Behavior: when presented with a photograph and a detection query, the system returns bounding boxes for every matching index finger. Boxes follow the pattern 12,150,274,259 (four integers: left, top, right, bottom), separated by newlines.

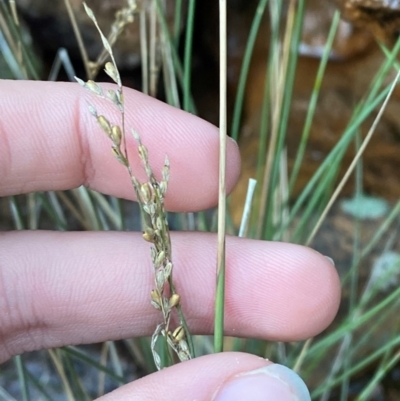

0,80,240,212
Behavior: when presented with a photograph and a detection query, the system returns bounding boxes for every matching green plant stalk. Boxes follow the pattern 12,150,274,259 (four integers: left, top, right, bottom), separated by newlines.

14,355,29,401
263,0,306,240
254,0,282,238
62,349,90,401
357,349,400,401
288,10,340,194
46,192,68,230
307,285,400,360
230,0,269,141
311,331,400,398
303,297,400,384
305,67,400,245
24,370,53,401
291,145,344,243
337,133,363,401
64,347,125,384
287,38,400,234
162,35,181,108
363,36,400,106
349,132,363,315
106,341,123,379
345,302,400,364
154,0,197,113
214,266,226,352
183,0,196,112
214,0,227,354
0,1,39,79
9,196,24,229
288,83,390,230
360,199,400,260
173,0,183,49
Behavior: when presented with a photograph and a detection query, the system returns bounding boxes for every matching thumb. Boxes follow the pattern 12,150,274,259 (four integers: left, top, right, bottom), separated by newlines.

99,352,311,401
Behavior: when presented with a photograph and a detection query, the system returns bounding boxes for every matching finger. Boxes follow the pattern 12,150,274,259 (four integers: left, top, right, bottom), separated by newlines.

0,80,240,212
0,231,340,362
98,353,310,401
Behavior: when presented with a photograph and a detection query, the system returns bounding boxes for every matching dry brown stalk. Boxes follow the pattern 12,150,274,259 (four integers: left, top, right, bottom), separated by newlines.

75,2,193,370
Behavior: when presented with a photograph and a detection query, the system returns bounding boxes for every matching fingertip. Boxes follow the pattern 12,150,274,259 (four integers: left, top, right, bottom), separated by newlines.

224,240,341,341
0,80,241,212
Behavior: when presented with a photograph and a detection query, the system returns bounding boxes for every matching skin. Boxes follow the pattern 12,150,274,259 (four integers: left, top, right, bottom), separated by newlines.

0,80,341,400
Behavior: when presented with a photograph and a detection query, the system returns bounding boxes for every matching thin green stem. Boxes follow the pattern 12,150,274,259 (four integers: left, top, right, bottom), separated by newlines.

231,0,269,141
14,355,29,401
214,0,227,354
183,0,196,112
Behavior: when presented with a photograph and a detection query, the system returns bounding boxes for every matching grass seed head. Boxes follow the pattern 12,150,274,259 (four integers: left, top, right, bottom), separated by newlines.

97,115,112,137
169,294,181,308
111,125,122,146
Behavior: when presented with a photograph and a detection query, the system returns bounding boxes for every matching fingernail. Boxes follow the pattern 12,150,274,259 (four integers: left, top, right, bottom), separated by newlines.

213,364,311,401
325,256,335,266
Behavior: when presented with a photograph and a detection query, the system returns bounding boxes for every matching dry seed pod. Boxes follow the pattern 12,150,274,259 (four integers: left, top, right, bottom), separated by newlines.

97,115,112,137
150,247,157,263
163,298,171,316
116,90,124,106
154,251,165,268
164,262,172,278
138,144,148,162
156,216,163,231
86,80,103,96
75,76,86,87
145,203,156,215
140,182,155,204
143,227,155,243
150,290,162,309
111,147,127,166
104,61,120,84
169,294,180,308
111,125,122,146
172,326,185,343
151,300,161,310
178,350,190,362
159,181,167,196
177,340,191,361
106,89,119,104
156,269,165,289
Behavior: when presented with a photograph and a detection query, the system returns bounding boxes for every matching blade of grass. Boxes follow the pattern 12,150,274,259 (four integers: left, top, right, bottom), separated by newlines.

48,48,77,81
14,355,29,401
231,0,269,141
214,0,227,354
48,349,75,401
63,347,125,385
305,67,400,246
153,0,197,113
62,350,91,401
288,38,400,236
183,0,195,112
64,0,91,79
262,0,306,240
356,349,400,401
311,329,400,398
255,0,284,238
140,8,149,95
9,196,24,229
288,10,340,194
173,0,183,49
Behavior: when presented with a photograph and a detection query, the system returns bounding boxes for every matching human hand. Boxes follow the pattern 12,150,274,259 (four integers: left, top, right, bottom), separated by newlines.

0,80,340,401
